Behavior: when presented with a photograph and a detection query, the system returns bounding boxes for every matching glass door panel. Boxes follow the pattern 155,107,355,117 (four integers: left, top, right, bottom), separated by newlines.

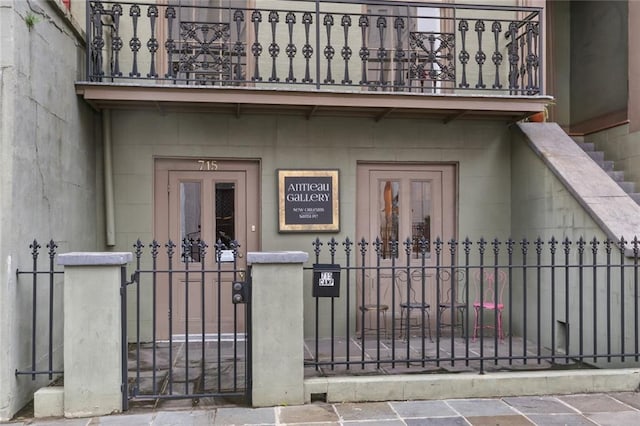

180,181,202,262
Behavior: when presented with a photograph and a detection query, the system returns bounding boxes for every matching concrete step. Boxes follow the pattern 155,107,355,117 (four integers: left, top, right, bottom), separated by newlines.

572,137,639,204
607,170,625,182
618,181,636,193
577,141,596,152
602,160,615,171
586,151,605,163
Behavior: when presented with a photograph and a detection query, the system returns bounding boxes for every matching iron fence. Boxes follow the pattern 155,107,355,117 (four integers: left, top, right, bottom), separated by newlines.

306,236,640,375
86,0,542,95
122,238,250,409
15,240,64,380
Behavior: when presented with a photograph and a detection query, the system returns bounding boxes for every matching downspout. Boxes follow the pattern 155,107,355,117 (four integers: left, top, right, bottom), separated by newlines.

103,110,116,246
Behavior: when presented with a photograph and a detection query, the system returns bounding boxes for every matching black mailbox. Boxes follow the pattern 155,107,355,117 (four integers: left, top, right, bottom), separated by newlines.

312,264,340,298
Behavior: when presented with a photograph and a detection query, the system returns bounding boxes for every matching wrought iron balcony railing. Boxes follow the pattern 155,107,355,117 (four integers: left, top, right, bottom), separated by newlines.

86,0,543,96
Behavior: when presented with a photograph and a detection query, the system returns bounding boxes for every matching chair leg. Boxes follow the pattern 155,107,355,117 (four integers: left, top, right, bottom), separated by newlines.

382,310,388,339
473,307,480,341
437,307,443,338
457,307,466,338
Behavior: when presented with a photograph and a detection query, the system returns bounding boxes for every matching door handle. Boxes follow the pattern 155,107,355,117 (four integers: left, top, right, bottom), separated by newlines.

239,271,245,280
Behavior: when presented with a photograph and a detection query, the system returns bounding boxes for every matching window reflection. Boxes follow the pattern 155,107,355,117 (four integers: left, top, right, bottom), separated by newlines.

411,181,431,257
379,180,399,259
181,181,201,262
215,182,235,248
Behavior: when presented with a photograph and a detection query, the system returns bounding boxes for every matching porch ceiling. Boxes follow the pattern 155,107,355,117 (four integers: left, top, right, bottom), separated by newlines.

75,83,552,123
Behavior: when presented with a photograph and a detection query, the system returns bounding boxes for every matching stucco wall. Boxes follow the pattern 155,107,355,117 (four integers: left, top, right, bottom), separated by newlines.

548,0,571,128
108,111,512,337
510,128,636,367
570,1,628,126
0,0,99,420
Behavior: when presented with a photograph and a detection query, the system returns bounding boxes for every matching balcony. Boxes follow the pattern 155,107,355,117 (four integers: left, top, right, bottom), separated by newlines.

76,1,551,120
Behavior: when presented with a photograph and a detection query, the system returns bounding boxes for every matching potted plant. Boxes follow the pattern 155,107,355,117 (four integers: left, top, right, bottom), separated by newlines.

527,104,551,122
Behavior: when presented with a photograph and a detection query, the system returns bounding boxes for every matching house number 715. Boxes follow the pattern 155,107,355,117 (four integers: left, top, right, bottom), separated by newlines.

197,160,218,171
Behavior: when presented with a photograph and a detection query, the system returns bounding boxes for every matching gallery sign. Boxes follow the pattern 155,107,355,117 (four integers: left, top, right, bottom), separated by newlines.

278,169,339,232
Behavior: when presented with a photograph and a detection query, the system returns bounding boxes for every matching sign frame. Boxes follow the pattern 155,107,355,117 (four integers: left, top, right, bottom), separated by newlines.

278,169,340,233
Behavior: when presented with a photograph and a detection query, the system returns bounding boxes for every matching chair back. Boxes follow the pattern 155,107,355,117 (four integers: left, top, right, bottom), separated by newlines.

395,269,433,307
473,269,506,305
438,269,466,305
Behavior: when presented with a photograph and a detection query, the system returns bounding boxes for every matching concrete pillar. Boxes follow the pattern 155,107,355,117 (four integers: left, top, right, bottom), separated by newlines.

248,251,308,407
57,252,132,418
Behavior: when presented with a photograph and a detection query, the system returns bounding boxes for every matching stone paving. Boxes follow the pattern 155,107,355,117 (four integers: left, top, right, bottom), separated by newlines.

126,332,573,410
8,392,640,425
304,334,574,377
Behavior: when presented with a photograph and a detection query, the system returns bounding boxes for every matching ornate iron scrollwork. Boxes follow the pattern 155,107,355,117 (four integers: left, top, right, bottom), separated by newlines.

146,5,159,78
268,11,280,82
324,14,335,84
302,12,314,83
458,20,469,88
341,15,352,84
129,4,141,77
177,20,232,85
164,6,176,79
394,17,405,88
285,12,297,83
474,20,486,89
409,31,455,90
359,14,370,85
376,16,388,88
111,4,123,77
251,10,263,82
491,21,502,89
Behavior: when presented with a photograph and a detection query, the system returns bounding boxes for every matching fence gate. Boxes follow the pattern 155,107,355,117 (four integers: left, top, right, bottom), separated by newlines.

121,239,251,409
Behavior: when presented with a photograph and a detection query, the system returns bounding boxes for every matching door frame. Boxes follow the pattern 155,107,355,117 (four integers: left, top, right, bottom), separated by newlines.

355,162,458,334
153,157,261,338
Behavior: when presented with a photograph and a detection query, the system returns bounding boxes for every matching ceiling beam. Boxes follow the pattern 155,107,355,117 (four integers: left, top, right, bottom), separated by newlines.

443,110,468,124
375,108,395,122
307,105,319,120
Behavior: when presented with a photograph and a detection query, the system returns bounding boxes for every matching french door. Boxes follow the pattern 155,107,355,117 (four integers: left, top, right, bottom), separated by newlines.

154,159,259,339
356,163,456,333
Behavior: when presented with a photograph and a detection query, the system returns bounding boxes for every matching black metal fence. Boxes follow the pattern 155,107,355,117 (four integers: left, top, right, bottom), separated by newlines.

15,240,64,380
86,0,541,95
306,236,640,375
122,238,250,409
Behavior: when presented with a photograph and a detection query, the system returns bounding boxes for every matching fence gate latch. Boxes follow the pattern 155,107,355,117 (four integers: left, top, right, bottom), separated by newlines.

232,280,249,304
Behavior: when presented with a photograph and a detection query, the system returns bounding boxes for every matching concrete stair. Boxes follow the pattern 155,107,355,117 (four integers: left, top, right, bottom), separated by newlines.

575,140,640,204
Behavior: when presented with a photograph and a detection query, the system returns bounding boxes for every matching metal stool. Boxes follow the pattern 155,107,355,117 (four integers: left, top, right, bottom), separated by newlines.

359,304,389,339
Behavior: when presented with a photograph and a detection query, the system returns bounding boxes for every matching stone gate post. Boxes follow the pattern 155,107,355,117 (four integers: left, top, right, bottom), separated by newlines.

57,252,132,418
248,251,308,407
